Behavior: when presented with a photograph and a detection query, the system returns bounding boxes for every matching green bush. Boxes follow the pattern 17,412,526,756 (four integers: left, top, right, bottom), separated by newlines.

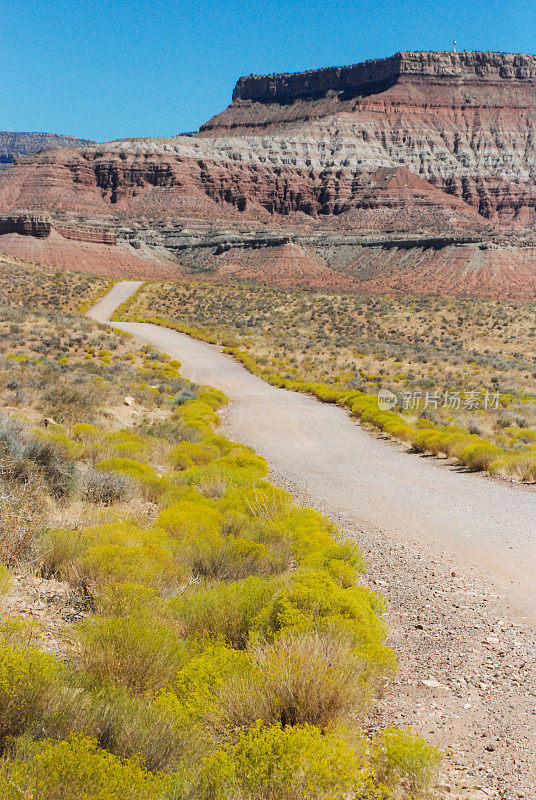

175,400,219,433
488,447,536,481
372,727,441,796
76,615,187,692
176,529,281,581
137,416,198,444
34,429,83,459
169,441,220,470
0,642,63,743
0,735,168,800
218,627,378,732
21,438,78,498
195,722,370,800
253,569,393,675
459,440,503,471
37,527,89,579
156,499,222,538
71,422,101,442
95,458,163,501
0,563,11,594
170,576,275,648
79,542,183,593
104,430,151,460
94,582,160,617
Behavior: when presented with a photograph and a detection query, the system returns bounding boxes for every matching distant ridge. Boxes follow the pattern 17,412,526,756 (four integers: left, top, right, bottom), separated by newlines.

0,131,94,163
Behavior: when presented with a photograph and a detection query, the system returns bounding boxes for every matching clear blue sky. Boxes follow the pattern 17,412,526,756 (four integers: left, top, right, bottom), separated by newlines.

1,0,533,142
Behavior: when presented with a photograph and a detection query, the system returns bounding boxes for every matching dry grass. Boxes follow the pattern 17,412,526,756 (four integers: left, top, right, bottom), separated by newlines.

120,280,536,459
0,254,111,312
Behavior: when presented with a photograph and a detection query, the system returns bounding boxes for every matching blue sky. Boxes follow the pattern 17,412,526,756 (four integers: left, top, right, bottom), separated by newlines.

1,0,533,141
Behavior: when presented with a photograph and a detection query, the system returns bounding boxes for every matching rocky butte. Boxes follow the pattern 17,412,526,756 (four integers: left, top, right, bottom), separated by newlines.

2,51,536,297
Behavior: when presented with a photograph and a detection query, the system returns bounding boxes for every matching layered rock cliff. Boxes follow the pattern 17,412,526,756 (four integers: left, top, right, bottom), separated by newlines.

231,51,536,104
2,51,536,297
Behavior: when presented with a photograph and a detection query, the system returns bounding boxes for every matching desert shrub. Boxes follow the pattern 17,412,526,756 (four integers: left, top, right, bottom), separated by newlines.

198,473,228,499
272,507,363,569
82,470,132,505
21,438,78,498
219,627,376,733
459,440,503,471
253,569,393,674
156,499,222,538
169,576,275,648
0,617,44,650
71,422,101,442
40,675,191,772
95,458,163,501
213,451,268,481
41,380,104,425
169,441,220,470
0,642,63,743
137,416,199,444
175,400,219,433
176,528,281,581
324,557,360,587
411,428,444,455
197,386,228,410
382,420,415,441
195,722,370,800
94,582,161,617
104,430,151,460
0,423,78,498
488,447,536,481
0,563,11,594
0,479,47,566
372,727,441,796
0,413,26,459
37,526,90,579
34,429,83,459
171,388,200,407
76,615,187,692
438,432,475,459
167,459,264,494
155,642,255,739
0,735,168,800
304,382,341,403
222,484,294,520
79,542,183,593
510,427,536,443
95,457,157,482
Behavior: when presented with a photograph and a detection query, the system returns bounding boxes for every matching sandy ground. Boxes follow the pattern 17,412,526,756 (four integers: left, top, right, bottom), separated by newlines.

89,285,536,799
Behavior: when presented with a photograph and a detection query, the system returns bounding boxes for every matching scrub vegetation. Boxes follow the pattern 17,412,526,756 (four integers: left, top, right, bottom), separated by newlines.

0,270,439,798
0,254,113,313
116,280,536,482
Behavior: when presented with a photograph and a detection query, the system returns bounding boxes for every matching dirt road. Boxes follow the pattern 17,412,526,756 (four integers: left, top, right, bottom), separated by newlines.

89,283,536,799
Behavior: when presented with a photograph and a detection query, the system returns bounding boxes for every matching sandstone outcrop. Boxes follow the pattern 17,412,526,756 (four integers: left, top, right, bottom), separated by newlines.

2,51,536,297
230,51,536,104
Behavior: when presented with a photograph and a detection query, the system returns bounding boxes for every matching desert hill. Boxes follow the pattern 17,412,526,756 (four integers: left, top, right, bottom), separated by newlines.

0,131,94,164
2,51,536,296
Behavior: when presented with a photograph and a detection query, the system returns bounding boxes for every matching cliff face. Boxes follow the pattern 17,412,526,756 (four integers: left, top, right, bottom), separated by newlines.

3,51,536,297
200,51,536,225
231,51,536,103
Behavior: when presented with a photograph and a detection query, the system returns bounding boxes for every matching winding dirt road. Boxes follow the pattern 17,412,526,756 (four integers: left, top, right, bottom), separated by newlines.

89,282,536,799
